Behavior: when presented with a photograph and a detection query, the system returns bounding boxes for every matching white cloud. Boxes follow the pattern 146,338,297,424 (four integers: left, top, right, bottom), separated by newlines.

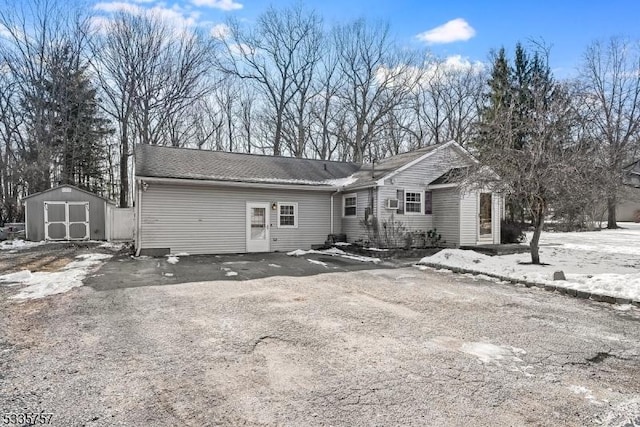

210,23,230,39
94,1,143,15
93,2,200,33
191,0,243,11
416,18,476,45
440,55,485,73
88,15,112,34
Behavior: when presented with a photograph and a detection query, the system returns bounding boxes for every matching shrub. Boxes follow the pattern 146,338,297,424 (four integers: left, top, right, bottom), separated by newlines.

501,220,526,244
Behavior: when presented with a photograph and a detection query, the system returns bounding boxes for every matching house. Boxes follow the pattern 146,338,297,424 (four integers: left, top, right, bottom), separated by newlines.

23,184,114,241
134,141,502,256
618,160,640,222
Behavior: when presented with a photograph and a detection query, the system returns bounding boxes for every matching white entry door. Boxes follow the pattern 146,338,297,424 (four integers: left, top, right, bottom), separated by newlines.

246,202,270,252
44,201,90,240
478,192,492,242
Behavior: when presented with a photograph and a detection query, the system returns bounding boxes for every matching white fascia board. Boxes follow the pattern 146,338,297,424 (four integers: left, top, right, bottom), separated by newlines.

427,183,459,190
136,176,338,192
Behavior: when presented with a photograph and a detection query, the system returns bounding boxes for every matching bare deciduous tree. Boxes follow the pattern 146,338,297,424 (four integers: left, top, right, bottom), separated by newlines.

217,4,323,156
90,12,212,206
334,19,419,163
579,37,640,228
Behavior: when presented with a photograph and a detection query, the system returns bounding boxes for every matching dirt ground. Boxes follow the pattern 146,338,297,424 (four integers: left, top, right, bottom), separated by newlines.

1,250,639,426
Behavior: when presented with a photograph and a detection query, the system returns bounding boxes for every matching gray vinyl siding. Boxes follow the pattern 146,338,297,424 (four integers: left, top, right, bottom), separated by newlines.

432,188,460,246
341,189,372,243
139,183,333,254
459,191,478,245
377,146,469,233
24,186,108,241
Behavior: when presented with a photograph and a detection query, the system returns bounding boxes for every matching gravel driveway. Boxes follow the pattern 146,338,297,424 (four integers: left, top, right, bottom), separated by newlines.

1,265,639,426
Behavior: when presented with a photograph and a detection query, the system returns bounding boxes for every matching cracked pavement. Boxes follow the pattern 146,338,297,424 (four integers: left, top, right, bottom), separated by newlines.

1,266,639,426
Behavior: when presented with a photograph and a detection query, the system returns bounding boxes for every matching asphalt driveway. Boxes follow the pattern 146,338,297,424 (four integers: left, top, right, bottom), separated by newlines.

1,261,639,426
85,251,393,291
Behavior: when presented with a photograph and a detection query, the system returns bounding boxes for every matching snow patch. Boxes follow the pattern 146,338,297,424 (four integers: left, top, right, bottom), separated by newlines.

0,239,45,251
0,253,112,299
166,255,179,264
419,224,640,302
225,271,238,277
568,385,599,403
460,342,525,364
307,259,328,268
98,242,125,251
268,263,281,268
287,247,381,264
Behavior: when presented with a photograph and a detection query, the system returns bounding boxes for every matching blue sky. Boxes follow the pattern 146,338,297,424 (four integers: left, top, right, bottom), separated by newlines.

92,0,640,77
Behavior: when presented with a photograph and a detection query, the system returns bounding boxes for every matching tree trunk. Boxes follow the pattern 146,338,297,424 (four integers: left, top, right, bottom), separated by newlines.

529,220,543,264
606,195,617,229
273,111,283,156
119,132,129,208
529,205,545,265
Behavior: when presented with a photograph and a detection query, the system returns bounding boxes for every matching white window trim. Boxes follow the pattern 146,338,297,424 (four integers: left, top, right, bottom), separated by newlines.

277,202,298,228
404,188,424,215
343,193,357,217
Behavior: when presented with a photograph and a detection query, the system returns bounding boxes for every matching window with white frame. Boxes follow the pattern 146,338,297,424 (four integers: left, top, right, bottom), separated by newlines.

343,194,357,217
278,202,298,228
405,190,423,214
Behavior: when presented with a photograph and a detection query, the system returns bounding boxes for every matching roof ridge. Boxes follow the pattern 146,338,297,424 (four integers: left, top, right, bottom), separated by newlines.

136,144,358,165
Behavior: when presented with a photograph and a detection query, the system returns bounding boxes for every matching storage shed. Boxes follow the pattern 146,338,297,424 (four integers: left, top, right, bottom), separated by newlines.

23,184,114,241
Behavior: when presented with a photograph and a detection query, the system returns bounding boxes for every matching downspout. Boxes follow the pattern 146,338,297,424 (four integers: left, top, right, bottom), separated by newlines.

134,181,142,256
330,190,340,235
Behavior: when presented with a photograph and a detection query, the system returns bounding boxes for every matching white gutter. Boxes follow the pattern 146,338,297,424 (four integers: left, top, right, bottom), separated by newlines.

136,176,338,192
427,183,459,190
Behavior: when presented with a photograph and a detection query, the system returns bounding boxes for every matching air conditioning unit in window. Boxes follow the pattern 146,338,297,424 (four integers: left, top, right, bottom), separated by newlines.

386,198,399,209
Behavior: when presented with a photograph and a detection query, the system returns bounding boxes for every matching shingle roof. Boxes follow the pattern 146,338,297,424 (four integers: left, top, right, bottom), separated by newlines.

23,184,115,203
135,144,361,186
135,142,454,189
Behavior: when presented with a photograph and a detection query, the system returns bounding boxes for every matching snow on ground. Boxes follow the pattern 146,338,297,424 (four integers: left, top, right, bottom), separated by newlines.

419,222,640,302
0,239,45,251
268,264,281,268
307,259,328,268
166,255,179,264
98,242,126,251
287,247,381,264
0,253,113,299
225,271,238,277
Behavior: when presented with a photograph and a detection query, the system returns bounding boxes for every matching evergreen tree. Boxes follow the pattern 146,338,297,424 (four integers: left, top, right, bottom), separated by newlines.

23,43,112,193
472,43,582,264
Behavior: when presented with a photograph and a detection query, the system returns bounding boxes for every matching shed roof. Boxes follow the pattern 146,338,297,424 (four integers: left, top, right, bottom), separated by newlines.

135,144,361,186
23,184,115,203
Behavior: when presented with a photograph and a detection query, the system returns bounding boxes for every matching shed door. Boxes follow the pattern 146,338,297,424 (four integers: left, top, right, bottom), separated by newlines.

44,201,90,241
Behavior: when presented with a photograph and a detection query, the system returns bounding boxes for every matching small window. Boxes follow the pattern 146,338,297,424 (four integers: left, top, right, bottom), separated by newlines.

405,190,423,214
278,202,298,228
343,194,357,217
425,191,432,215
